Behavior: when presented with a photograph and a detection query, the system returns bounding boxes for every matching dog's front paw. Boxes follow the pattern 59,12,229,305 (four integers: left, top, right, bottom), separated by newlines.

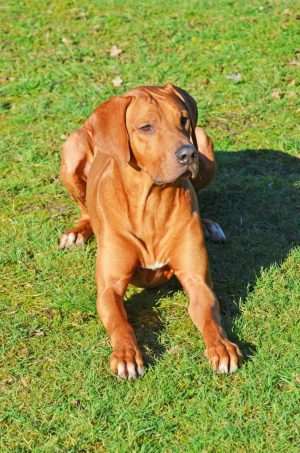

59,220,93,249
110,346,144,380
59,230,84,249
206,338,242,373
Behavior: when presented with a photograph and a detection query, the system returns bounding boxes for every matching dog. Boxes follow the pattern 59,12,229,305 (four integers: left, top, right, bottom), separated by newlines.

60,83,242,378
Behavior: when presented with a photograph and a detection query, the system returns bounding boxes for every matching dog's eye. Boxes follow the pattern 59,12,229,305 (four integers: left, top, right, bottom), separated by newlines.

139,124,153,133
180,116,188,128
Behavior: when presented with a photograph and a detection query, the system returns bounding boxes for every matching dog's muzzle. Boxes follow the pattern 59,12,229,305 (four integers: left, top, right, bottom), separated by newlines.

175,144,199,179
175,144,198,165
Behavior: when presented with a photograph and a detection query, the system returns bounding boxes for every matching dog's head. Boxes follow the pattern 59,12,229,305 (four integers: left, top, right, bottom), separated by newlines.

87,83,199,185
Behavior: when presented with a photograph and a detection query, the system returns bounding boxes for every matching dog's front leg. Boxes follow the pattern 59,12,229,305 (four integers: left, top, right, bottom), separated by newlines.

170,217,242,373
95,242,144,379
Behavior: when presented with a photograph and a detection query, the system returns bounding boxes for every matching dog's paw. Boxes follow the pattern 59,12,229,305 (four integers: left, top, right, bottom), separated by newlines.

202,219,226,243
59,231,85,249
206,338,242,373
110,346,144,380
59,220,93,249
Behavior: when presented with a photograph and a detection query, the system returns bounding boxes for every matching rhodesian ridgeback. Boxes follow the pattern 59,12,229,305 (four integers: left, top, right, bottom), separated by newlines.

60,83,242,378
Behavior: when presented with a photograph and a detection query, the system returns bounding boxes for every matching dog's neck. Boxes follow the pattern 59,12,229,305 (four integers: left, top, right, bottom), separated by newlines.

119,159,182,198
113,159,194,246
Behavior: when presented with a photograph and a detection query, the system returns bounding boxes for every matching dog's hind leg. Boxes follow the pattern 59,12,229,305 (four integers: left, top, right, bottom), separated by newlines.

192,127,226,243
59,128,94,249
192,127,216,193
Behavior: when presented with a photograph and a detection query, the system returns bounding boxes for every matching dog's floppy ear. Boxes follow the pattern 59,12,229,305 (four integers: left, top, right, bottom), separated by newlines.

164,83,199,150
86,96,132,164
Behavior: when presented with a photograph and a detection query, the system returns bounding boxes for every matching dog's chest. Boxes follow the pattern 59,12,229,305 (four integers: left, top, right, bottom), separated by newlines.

142,261,168,270
132,187,194,269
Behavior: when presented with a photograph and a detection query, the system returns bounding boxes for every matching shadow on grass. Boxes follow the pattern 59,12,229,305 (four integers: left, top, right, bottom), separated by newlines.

125,283,180,366
201,149,299,357
126,149,299,363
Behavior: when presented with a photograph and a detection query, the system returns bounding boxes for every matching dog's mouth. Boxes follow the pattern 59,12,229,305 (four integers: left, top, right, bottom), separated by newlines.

153,162,198,186
179,169,192,180
178,162,199,180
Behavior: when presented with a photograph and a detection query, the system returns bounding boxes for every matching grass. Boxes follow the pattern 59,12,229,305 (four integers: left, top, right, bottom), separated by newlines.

0,0,299,450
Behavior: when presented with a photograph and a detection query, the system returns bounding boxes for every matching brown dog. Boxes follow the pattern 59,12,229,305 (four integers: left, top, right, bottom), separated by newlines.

60,83,242,378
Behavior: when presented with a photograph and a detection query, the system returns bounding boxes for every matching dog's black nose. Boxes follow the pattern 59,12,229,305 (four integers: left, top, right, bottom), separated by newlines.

175,145,198,165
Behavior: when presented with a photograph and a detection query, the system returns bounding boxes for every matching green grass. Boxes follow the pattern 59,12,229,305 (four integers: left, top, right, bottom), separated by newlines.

1,0,300,450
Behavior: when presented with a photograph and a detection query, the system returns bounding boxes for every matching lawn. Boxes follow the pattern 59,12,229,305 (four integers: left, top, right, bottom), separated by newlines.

0,0,299,451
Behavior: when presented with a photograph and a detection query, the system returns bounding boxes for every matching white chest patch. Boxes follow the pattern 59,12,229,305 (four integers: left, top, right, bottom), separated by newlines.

144,261,167,270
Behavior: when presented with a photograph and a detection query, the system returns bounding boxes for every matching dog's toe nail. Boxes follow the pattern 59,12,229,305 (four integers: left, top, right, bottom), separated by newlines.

137,366,144,376
65,232,76,248
75,234,85,246
229,362,238,373
219,362,229,373
59,235,68,249
127,363,137,379
117,362,126,378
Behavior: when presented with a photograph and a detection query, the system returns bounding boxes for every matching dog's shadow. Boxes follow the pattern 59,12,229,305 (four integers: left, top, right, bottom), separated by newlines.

125,150,300,364
125,284,179,366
